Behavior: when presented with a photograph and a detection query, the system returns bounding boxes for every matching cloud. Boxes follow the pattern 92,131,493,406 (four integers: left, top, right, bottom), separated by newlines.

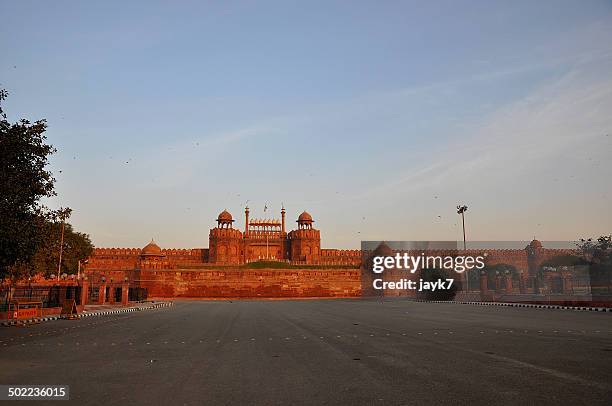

333,50,612,205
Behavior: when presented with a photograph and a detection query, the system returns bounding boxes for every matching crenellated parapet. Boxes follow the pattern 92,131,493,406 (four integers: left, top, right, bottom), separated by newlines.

93,247,141,256
162,248,207,264
288,228,320,240
209,227,243,239
319,249,362,265
320,249,361,256
88,247,140,270
89,242,210,270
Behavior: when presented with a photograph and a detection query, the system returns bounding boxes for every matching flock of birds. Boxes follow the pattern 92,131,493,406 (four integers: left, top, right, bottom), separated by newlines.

48,130,610,238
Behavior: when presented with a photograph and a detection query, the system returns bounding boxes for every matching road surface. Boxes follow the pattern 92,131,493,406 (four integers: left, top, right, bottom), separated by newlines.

1,299,611,405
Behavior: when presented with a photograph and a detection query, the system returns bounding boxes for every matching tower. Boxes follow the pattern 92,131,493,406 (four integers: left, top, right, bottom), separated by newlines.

288,211,321,264
281,206,286,234
209,210,243,264
245,206,250,237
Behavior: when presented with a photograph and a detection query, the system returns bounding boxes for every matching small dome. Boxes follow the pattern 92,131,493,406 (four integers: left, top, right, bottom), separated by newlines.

297,211,313,222
141,239,163,256
217,209,233,222
372,241,393,257
529,239,542,249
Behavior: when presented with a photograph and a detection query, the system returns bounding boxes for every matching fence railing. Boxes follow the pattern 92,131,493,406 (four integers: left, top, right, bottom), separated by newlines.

0,286,81,312
1,285,148,311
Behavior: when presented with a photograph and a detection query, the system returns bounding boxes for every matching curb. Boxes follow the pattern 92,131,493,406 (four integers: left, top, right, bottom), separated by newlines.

412,299,612,313
1,301,173,327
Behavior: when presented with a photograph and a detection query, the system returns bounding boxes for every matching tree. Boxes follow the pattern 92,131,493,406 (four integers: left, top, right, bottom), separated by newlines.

540,254,587,268
577,236,612,293
482,263,518,290
0,89,61,280
30,220,94,276
578,236,612,265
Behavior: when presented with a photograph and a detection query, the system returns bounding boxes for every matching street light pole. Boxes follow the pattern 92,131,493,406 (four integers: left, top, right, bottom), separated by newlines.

56,208,72,282
457,205,468,250
457,205,469,291
78,259,88,280
57,219,65,282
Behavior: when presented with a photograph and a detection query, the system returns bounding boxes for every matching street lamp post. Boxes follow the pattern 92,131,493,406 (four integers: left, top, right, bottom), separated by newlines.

77,259,88,280
457,205,469,292
456,205,468,250
57,221,65,282
56,208,72,282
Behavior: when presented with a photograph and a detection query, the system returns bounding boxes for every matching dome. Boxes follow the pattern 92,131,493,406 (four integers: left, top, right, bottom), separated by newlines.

141,239,163,256
529,239,542,249
372,241,393,257
297,211,313,223
217,209,234,222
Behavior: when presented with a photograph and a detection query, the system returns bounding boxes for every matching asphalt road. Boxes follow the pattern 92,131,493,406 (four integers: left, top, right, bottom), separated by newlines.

1,299,611,406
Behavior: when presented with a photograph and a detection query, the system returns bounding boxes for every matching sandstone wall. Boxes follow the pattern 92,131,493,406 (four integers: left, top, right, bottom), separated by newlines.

85,267,361,298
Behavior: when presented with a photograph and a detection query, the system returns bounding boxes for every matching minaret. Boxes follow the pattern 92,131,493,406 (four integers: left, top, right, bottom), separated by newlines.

281,206,286,234
245,206,250,237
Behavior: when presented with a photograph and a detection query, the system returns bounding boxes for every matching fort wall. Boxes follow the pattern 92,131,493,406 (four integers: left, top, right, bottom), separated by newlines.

88,246,576,273
85,267,361,298
84,208,583,299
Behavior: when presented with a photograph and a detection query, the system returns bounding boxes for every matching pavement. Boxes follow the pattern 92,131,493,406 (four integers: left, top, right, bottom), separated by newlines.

0,298,611,406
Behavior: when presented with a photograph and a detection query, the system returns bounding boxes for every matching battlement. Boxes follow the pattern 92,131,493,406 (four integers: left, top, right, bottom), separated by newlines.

93,247,141,257
209,227,243,239
321,249,361,257
288,229,321,240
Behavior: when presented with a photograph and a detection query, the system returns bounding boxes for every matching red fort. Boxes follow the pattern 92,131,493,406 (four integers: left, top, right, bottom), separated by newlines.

84,208,587,301
85,208,362,298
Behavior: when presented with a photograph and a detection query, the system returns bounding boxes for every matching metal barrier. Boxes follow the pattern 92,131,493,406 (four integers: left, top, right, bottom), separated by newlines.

0,286,81,312
8,300,43,320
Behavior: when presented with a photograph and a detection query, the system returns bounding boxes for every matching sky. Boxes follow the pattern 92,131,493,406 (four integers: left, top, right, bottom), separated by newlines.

1,0,611,249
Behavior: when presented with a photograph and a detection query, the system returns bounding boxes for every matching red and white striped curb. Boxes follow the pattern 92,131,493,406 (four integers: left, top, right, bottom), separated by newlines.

412,299,611,312
1,302,173,327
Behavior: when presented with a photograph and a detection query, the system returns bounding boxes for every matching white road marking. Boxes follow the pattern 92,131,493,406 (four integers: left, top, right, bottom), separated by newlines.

482,351,611,391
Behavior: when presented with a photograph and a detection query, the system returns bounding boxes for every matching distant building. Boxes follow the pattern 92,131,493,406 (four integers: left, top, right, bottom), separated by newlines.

209,207,321,264
87,208,361,271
